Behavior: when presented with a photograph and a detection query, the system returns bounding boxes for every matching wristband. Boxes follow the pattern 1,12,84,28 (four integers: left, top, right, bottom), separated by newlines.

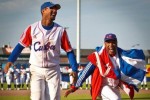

71,85,78,92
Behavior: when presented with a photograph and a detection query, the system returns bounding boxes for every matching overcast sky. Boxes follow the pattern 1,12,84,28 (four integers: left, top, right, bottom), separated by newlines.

0,0,150,50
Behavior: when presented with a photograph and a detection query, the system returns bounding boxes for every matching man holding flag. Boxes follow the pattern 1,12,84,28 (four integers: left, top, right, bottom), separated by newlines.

65,33,146,100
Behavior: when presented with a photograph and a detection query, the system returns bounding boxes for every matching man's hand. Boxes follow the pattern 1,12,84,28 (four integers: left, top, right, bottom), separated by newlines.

64,88,74,97
4,62,13,73
69,71,78,84
64,85,78,97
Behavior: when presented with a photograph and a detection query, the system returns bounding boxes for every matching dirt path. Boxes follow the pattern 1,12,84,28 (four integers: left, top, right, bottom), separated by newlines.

0,89,149,96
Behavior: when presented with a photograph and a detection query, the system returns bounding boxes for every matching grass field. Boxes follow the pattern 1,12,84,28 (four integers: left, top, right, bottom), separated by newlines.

0,90,150,100
0,82,150,100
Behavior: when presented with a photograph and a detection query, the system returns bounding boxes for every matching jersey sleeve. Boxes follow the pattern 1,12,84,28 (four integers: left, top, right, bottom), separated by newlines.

75,62,95,88
8,43,24,63
67,50,78,72
61,30,72,52
19,26,32,47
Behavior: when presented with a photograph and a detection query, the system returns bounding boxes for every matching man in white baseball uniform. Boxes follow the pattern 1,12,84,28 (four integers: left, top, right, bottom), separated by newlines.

20,65,26,89
85,75,91,90
4,1,78,100
13,65,20,90
0,67,4,90
60,66,70,89
6,67,14,90
140,68,149,90
68,68,73,87
25,66,30,90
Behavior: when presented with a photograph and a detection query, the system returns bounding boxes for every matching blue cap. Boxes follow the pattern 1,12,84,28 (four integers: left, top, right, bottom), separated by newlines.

41,2,61,12
104,33,117,42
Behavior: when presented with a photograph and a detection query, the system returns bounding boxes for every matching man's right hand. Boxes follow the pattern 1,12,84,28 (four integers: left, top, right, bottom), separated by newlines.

4,62,13,73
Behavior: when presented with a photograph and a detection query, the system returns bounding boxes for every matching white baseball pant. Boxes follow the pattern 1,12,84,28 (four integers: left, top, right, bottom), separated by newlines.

6,75,12,85
30,65,60,100
0,75,3,84
99,85,121,100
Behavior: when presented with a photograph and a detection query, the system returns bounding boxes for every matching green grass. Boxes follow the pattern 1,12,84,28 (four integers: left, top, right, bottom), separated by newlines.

0,82,150,100
0,82,29,90
0,94,150,100
61,93,150,100
0,96,30,100
121,93,150,100
0,91,150,100
61,95,92,100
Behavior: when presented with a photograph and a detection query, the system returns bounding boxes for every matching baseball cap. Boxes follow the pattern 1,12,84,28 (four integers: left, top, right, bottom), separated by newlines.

41,2,61,12
104,33,117,42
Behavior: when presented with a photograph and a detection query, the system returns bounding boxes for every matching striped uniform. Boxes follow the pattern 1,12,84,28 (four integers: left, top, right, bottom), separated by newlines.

19,21,73,100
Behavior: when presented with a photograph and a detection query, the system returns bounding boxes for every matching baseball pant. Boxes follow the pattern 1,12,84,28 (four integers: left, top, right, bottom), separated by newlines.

30,65,60,100
6,75,12,85
14,78,20,85
141,76,147,85
0,75,4,84
99,85,121,100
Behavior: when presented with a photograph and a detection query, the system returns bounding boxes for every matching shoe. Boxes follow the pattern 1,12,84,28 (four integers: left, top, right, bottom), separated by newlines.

1,88,3,90
80,87,82,90
17,88,20,90
141,87,143,89
86,87,88,90
145,88,148,90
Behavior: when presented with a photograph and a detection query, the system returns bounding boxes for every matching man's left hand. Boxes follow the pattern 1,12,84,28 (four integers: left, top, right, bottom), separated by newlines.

70,71,78,84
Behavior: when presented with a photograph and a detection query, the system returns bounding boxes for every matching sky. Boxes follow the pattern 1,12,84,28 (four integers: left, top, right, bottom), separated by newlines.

0,0,150,50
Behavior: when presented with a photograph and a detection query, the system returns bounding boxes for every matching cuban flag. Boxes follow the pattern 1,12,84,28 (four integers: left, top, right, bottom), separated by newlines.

117,47,146,88
94,45,146,99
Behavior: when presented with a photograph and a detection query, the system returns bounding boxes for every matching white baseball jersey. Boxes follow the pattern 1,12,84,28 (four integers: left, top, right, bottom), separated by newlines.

19,21,72,68
26,67,30,78
6,67,14,84
14,68,20,79
6,67,14,77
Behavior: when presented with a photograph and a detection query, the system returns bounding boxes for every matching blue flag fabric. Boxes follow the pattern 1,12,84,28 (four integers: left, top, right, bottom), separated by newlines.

117,48,146,90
